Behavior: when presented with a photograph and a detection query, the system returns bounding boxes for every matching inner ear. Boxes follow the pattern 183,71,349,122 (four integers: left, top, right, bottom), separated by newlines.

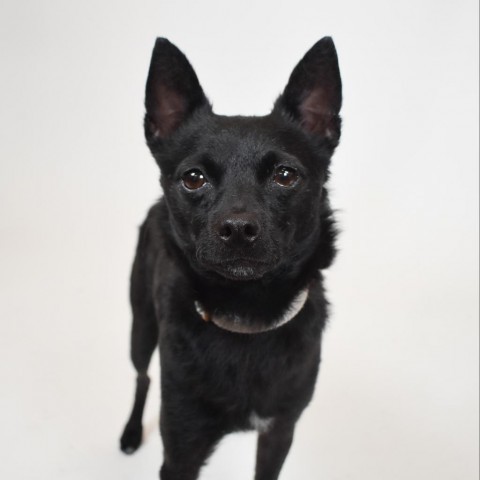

299,87,339,138
147,85,187,139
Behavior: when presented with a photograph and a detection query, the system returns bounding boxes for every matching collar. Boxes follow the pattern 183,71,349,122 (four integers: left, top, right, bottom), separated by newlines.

194,287,309,334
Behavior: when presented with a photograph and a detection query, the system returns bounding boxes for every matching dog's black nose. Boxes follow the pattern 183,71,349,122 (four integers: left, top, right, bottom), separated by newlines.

217,214,260,244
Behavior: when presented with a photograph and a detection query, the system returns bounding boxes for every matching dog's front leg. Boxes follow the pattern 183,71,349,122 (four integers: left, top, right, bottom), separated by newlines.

159,401,224,480
254,418,296,480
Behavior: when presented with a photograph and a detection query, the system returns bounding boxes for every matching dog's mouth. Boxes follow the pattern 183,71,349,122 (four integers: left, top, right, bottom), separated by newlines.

202,258,272,281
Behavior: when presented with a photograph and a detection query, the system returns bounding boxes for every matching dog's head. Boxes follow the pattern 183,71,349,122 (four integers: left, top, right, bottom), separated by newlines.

144,38,341,284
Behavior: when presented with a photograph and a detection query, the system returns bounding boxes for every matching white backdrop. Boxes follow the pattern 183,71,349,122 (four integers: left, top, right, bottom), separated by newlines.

0,1,478,479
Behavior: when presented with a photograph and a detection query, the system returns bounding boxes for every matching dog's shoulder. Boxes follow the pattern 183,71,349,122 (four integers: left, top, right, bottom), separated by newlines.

131,200,172,298
135,200,167,258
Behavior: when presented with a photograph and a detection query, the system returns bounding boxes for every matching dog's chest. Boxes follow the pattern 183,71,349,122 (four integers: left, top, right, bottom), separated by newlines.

249,412,274,433
164,317,319,417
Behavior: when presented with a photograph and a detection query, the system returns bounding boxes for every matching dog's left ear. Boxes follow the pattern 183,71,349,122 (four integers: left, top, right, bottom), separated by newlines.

274,37,342,145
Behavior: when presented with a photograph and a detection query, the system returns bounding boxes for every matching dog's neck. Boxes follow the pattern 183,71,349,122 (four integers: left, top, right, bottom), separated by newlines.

194,287,309,334
162,217,326,335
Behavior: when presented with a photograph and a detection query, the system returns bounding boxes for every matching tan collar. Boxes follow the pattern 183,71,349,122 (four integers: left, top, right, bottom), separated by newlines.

194,287,309,334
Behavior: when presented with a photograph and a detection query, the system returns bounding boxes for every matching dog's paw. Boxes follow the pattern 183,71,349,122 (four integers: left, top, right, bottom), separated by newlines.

120,422,143,454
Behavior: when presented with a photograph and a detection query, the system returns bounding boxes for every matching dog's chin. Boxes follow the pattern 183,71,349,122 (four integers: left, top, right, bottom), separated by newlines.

201,258,271,282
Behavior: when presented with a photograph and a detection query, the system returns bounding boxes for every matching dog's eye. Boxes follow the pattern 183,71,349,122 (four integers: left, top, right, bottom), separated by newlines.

273,166,299,187
182,169,207,190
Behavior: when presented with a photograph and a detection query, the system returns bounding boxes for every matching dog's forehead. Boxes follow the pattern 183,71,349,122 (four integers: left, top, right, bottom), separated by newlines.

193,114,305,169
201,116,277,160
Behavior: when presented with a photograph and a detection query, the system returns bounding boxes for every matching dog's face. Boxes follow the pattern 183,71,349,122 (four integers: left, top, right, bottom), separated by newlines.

144,38,341,283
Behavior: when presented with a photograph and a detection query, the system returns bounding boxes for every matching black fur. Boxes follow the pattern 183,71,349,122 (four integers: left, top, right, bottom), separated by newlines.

120,37,342,480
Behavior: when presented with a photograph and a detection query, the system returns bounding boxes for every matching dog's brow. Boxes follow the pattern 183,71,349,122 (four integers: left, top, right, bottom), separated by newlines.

201,154,227,180
260,150,300,168
180,153,225,178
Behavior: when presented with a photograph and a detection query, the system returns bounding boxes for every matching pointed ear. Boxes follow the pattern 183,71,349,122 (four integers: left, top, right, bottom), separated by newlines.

144,38,210,141
275,37,342,144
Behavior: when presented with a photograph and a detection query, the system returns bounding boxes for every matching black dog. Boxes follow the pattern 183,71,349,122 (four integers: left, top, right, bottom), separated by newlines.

120,37,342,480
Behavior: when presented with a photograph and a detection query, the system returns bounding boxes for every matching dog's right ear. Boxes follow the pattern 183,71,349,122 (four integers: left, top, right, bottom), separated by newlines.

144,38,210,142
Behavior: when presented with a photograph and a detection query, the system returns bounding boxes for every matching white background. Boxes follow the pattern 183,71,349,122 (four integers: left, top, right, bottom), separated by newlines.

0,1,478,479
